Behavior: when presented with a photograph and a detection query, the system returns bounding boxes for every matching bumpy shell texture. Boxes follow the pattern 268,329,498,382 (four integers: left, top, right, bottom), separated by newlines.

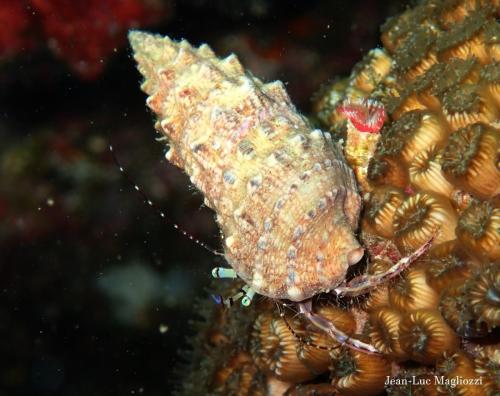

129,31,363,301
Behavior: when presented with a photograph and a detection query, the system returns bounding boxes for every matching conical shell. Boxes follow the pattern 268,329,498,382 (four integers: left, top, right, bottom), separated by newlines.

129,31,363,301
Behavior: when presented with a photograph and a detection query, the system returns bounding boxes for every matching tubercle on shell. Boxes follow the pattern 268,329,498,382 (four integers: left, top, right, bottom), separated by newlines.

129,31,364,302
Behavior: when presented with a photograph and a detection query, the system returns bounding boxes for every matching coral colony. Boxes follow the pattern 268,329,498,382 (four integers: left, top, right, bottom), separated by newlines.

129,0,498,395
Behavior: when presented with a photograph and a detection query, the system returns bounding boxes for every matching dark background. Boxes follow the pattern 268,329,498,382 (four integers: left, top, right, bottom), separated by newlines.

0,1,406,395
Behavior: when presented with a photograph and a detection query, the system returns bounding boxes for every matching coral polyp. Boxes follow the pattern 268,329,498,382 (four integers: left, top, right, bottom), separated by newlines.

392,192,457,249
399,309,460,365
251,312,316,383
435,351,485,396
441,123,500,199
369,306,406,360
330,348,391,396
408,146,455,198
364,187,405,238
456,199,500,260
467,263,500,330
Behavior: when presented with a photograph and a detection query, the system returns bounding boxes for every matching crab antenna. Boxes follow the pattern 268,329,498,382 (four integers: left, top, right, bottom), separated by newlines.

109,144,223,257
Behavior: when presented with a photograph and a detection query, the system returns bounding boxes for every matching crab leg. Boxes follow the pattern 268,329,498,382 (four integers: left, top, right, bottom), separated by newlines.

333,236,434,297
297,300,380,354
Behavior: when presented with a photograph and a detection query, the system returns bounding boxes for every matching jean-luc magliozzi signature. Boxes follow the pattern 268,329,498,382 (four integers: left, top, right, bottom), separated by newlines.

385,375,483,389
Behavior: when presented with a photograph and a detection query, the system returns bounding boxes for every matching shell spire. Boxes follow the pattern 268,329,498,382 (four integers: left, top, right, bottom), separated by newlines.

129,30,363,302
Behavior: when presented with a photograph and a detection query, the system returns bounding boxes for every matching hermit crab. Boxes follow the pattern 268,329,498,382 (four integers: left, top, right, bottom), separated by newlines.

127,31,433,355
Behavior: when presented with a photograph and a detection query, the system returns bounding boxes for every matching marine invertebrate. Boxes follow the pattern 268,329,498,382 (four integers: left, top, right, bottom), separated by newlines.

251,304,358,384
407,145,455,198
456,199,500,261
440,84,498,130
212,352,267,395
364,187,404,238
467,263,500,330
474,345,500,395
130,31,366,303
438,283,489,338
349,48,392,94
399,309,459,364
251,311,315,383
367,155,409,189
425,253,472,292
435,351,486,396
360,259,391,311
329,348,391,396
440,123,500,199
339,97,387,191
392,191,457,250
389,266,439,312
377,111,449,166
296,305,356,373
129,30,433,358
369,306,407,360
337,98,386,134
